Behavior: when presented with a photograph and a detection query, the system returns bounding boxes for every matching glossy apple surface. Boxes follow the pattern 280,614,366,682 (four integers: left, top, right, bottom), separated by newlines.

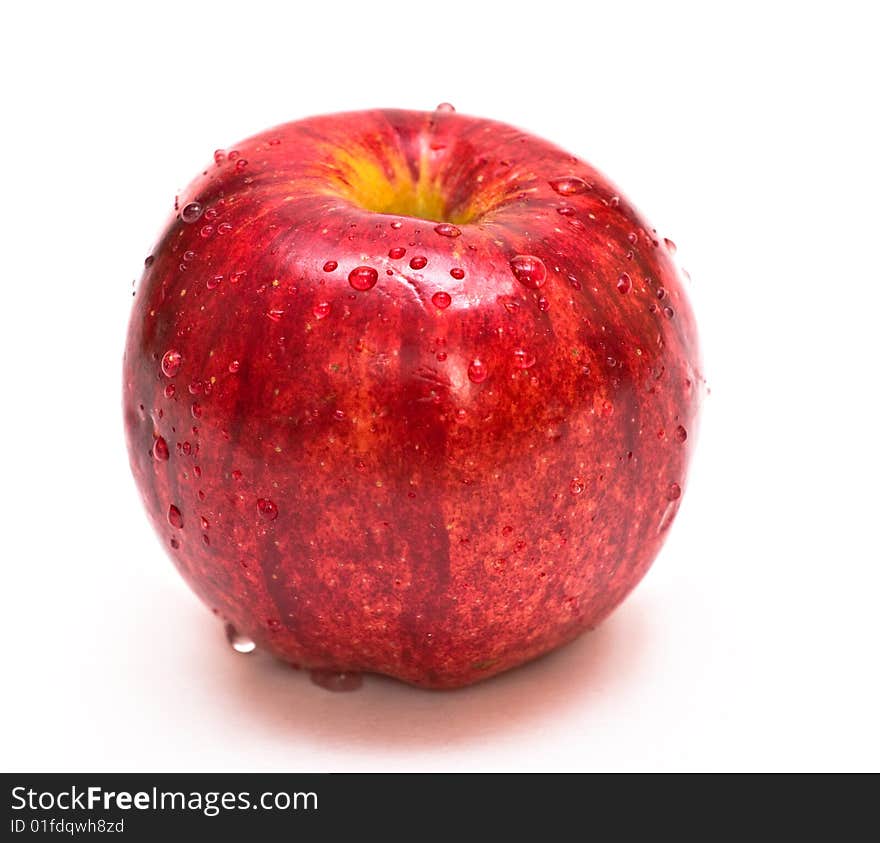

123,107,702,688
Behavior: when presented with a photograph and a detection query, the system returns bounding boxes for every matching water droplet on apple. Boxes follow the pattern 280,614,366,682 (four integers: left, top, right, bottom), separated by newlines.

666,482,682,500
656,287,667,300
450,267,465,280
213,149,226,165
200,516,209,531
257,498,278,520
322,260,338,272
432,291,452,309
467,358,488,383
191,403,202,419
168,504,183,529
153,437,170,461
228,359,240,373
675,425,688,443
549,176,591,195
570,478,585,495
313,301,331,320
556,206,575,216
513,348,536,369
161,350,182,377
349,266,379,291
388,247,406,259
164,384,176,398
658,500,678,533
537,295,550,311
225,623,256,654
310,669,364,692
510,255,547,289
267,307,285,322
434,223,461,238
390,220,403,230
235,158,248,171
217,222,233,235
435,102,456,113
489,558,507,573
180,202,203,223
200,224,214,238
664,237,677,254
663,306,675,319
207,274,222,290
409,256,428,270
617,273,632,294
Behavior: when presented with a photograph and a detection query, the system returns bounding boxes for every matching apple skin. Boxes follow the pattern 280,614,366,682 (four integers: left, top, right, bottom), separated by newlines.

123,108,702,689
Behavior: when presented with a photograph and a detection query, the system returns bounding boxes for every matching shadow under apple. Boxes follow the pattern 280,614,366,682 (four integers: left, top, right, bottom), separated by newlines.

205,603,652,750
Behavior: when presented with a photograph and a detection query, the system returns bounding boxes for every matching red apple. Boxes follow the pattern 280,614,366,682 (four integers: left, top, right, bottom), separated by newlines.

123,106,702,689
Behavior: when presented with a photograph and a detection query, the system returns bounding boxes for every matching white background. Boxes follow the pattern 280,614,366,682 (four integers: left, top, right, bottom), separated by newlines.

2,1,878,772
